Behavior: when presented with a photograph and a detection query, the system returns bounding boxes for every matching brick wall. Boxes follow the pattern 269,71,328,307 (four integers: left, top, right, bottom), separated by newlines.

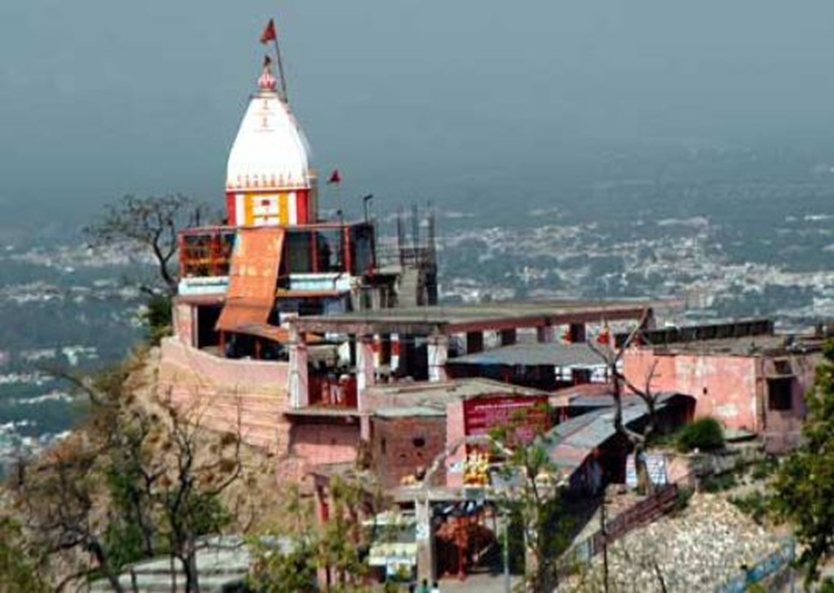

371,416,447,489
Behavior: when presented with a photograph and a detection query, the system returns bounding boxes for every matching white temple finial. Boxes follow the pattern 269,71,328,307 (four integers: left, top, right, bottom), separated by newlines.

258,56,277,92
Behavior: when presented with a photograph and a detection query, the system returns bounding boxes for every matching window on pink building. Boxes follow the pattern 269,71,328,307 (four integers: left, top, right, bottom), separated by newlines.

767,377,794,411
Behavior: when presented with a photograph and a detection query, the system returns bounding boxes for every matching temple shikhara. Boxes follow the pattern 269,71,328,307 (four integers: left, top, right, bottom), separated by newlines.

157,32,826,584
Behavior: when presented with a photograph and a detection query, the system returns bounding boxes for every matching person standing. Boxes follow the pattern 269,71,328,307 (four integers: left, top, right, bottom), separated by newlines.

430,581,441,593
417,578,429,593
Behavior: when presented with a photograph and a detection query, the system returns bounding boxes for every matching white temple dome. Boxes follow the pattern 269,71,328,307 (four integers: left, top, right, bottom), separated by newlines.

226,63,312,191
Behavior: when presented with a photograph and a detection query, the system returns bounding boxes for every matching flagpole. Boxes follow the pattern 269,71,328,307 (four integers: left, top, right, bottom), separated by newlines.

335,183,343,223
272,37,288,101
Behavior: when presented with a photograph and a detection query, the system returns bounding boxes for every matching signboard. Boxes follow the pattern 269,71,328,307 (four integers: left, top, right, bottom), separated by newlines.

463,395,550,445
625,454,668,489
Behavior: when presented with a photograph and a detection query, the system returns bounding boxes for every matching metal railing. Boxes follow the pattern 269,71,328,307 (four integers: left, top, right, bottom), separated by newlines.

716,538,795,593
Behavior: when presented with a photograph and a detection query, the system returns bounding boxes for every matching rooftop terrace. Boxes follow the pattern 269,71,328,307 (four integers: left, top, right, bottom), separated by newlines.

291,299,663,335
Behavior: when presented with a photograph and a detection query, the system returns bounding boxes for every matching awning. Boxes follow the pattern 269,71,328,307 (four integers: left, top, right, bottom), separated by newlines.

216,227,285,333
368,543,418,567
230,323,290,343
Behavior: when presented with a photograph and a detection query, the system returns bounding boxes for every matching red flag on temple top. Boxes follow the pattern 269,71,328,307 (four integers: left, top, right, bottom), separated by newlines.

260,19,277,44
327,169,342,185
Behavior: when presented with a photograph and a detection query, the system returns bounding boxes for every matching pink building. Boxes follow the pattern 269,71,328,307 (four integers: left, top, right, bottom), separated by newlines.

624,330,824,452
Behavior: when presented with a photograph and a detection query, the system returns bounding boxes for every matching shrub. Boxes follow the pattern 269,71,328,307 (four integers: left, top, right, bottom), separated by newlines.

750,457,778,481
676,417,724,452
670,487,694,515
730,492,769,525
702,473,737,493
142,294,172,345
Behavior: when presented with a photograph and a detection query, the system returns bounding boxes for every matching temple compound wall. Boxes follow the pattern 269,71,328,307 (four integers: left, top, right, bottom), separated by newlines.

158,338,291,452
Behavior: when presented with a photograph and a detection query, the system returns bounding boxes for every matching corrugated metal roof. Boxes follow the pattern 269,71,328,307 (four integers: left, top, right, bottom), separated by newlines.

543,396,675,471
364,377,550,401
374,405,447,418
448,342,605,368
216,227,285,332
551,390,683,411
230,322,290,343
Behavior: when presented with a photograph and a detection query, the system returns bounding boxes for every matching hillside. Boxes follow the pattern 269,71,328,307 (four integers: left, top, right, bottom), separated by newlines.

0,346,287,590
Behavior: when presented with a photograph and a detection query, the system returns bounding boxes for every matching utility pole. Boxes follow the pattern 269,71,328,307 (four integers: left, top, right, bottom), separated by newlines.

601,494,609,593
362,194,373,223
503,506,511,593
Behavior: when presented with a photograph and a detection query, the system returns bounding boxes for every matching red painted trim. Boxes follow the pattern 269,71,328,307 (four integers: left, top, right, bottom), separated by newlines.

178,234,185,278
225,192,237,226
296,190,309,224
342,226,352,274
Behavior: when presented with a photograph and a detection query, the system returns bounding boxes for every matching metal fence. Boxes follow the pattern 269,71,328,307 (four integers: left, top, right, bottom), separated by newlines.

561,484,680,571
716,538,795,593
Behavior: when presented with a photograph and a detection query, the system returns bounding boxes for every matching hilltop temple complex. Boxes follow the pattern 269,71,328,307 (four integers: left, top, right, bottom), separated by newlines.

156,47,826,583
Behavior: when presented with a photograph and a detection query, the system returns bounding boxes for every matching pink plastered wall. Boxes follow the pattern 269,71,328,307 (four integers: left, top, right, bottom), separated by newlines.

173,302,195,345
445,400,466,487
160,338,289,390
289,423,360,468
158,338,291,452
624,349,761,432
761,353,820,452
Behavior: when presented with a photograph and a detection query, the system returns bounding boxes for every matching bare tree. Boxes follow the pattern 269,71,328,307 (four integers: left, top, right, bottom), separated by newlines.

154,391,244,593
84,194,202,296
588,311,662,495
21,441,127,593
16,363,246,592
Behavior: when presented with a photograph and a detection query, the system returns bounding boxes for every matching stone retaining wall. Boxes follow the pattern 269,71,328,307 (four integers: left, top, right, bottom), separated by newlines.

158,338,291,453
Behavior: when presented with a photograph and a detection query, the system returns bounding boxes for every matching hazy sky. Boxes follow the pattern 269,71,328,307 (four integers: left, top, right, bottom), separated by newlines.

3,1,834,217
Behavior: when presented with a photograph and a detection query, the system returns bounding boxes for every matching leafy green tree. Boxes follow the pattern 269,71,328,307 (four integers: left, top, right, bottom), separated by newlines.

0,516,49,593
498,443,567,592
247,477,376,593
771,339,834,585
317,476,371,591
247,485,317,593
489,411,570,593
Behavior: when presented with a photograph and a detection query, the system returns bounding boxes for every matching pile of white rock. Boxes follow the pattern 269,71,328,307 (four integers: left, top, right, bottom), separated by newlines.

564,493,782,593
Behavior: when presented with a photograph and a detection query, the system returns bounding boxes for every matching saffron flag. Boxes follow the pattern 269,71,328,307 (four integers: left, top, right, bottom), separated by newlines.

260,19,277,44
327,169,342,185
